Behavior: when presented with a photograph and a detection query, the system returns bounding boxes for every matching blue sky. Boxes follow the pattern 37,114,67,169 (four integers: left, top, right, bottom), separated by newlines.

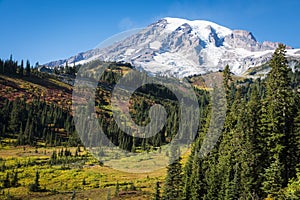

1,0,300,64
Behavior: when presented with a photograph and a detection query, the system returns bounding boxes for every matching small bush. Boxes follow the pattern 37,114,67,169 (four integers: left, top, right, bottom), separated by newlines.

28,183,39,192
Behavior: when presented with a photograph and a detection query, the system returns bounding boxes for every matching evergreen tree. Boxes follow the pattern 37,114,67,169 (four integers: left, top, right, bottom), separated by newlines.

261,155,284,196
8,98,22,133
190,156,206,200
3,172,10,188
65,62,69,74
292,101,300,164
162,144,183,200
261,44,297,196
19,60,24,77
11,171,19,187
223,64,233,102
35,170,40,189
25,60,30,76
29,170,40,192
174,45,300,199
204,153,219,200
223,64,232,89
239,84,264,197
182,155,193,200
0,59,3,74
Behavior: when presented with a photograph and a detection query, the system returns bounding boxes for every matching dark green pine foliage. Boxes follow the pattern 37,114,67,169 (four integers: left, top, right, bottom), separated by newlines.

262,154,284,196
11,171,19,187
206,83,263,199
8,98,24,133
3,172,10,188
223,64,234,106
261,44,297,196
290,91,300,171
223,64,232,93
190,155,207,200
162,144,183,200
292,96,300,165
25,60,31,76
29,170,40,192
0,96,80,147
35,170,40,188
167,46,299,199
239,84,264,198
185,109,211,200
216,88,244,200
203,151,219,200
182,155,192,200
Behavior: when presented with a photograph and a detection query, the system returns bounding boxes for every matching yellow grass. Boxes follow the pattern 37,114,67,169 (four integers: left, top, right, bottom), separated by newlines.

0,144,173,199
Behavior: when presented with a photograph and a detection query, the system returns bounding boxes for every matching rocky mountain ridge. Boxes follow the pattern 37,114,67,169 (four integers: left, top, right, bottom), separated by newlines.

45,17,300,77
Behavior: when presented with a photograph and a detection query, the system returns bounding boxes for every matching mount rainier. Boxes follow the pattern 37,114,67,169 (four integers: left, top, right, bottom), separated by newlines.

45,17,300,77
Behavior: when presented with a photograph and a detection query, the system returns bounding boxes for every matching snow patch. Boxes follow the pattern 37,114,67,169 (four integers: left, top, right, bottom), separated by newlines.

149,41,161,50
164,17,232,41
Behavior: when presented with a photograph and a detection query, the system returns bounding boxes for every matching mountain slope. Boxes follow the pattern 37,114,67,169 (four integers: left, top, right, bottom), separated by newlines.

45,17,300,77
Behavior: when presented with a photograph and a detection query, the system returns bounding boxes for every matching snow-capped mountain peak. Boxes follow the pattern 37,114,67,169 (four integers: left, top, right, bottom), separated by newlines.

163,17,232,40
45,17,300,77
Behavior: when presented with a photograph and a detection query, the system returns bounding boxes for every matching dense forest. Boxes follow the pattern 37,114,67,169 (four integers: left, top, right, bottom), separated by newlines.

0,56,79,147
0,97,79,146
0,58,209,153
162,44,300,199
0,44,299,199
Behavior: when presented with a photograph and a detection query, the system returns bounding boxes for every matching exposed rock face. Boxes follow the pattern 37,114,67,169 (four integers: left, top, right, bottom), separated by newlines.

45,17,300,77
224,30,260,51
224,30,284,51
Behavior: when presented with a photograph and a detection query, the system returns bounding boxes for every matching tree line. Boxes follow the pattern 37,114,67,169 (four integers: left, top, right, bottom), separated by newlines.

0,55,31,77
0,97,80,147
